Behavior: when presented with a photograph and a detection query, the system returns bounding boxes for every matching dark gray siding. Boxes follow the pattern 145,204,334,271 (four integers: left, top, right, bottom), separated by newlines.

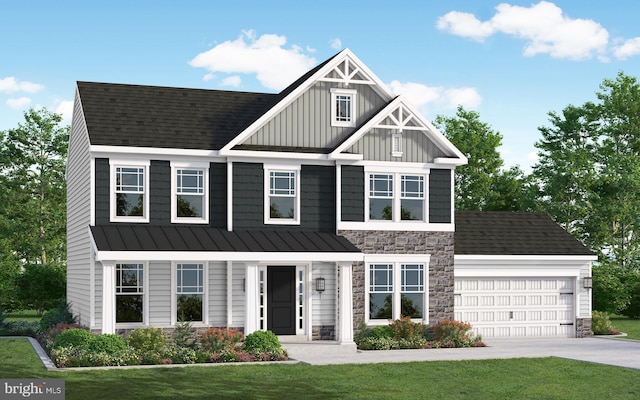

341,165,364,222
210,162,227,229
232,162,336,232
149,160,170,225
300,165,335,232
232,162,264,230
95,158,110,225
429,169,452,223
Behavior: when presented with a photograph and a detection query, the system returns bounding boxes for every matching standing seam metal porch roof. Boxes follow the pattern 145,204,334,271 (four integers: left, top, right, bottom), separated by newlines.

90,225,361,253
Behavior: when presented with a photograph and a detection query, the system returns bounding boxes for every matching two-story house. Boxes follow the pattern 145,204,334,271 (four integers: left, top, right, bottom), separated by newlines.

67,49,595,345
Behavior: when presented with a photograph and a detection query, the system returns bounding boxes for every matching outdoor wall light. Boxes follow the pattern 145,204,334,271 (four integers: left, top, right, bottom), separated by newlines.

315,277,326,292
583,277,593,289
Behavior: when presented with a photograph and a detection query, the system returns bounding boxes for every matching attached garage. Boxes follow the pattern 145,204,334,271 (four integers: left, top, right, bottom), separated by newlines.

454,211,597,339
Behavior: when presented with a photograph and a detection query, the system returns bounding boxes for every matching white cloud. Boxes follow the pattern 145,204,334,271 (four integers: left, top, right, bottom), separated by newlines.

389,80,482,113
437,1,609,61
221,76,242,87
203,72,216,82
55,100,73,124
527,151,540,162
613,37,640,60
189,30,317,91
329,38,342,50
0,77,44,94
6,97,32,109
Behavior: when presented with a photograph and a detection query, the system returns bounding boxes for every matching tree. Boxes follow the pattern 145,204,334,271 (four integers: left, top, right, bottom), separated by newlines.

14,263,66,315
1,108,69,265
434,106,532,211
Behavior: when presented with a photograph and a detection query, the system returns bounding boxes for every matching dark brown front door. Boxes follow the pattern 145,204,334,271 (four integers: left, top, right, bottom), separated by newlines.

267,266,296,335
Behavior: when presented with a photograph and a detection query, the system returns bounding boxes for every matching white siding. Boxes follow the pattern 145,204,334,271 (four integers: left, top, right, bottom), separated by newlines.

148,261,171,326
66,88,93,326
94,261,102,330
312,262,336,326
231,263,245,327
208,261,227,326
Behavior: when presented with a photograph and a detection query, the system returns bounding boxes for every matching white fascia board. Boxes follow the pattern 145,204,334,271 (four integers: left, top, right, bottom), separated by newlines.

454,268,582,278
454,255,597,262
95,251,364,263
91,145,220,160
365,254,431,263
337,221,455,232
337,50,396,99
434,157,468,166
330,96,403,157
222,49,377,152
220,150,332,162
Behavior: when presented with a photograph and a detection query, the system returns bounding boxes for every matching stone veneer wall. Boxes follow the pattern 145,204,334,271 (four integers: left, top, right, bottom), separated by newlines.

338,230,455,331
576,318,592,338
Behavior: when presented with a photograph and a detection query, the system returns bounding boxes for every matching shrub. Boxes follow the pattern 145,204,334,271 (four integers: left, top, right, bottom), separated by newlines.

432,319,479,348
389,316,423,341
126,327,167,353
88,334,128,354
592,311,619,335
200,327,244,352
52,328,94,349
161,343,197,364
39,323,85,351
369,325,393,339
242,330,282,355
1,320,40,337
173,320,197,349
51,346,139,368
39,299,77,332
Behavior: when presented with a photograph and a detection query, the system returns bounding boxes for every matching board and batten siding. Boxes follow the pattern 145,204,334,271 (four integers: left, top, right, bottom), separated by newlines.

312,262,336,326
148,261,171,326
429,169,452,224
66,89,93,327
348,128,448,163
341,165,365,222
244,81,387,150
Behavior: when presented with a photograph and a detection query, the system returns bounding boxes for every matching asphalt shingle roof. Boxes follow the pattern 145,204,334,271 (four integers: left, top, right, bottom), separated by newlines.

454,211,594,256
90,225,361,253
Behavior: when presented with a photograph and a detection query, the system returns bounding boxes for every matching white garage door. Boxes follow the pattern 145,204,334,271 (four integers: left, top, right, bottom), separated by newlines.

454,278,575,338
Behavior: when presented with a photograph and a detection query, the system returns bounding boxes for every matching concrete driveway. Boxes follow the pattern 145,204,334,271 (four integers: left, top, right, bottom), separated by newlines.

290,337,640,369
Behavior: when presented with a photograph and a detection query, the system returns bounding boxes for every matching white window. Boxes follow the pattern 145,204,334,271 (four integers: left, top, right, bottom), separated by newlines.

368,172,426,222
175,263,205,323
171,162,209,223
110,160,150,222
368,262,426,322
331,88,357,128
264,165,301,225
115,263,145,324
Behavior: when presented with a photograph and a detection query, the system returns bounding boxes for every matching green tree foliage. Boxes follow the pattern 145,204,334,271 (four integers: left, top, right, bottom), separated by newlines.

434,106,532,211
14,263,66,315
0,108,69,311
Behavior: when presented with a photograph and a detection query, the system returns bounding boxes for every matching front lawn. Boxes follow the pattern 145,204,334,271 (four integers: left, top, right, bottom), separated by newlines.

611,315,640,340
2,338,640,400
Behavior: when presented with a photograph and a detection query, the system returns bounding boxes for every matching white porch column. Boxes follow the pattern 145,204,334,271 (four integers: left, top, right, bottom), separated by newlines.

338,261,355,345
244,263,259,335
101,260,116,334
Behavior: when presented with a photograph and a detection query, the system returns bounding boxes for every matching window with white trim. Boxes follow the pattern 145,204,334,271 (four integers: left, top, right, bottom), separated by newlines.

392,133,403,157
368,172,426,222
265,167,300,224
116,263,144,323
172,164,209,223
331,88,356,127
176,263,204,322
111,162,149,222
368,262,426,321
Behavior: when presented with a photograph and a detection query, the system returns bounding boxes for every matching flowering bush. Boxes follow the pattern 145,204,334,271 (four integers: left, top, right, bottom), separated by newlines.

126,327,167,353
432,319,479,347
389,316,423,341
199,327,244,352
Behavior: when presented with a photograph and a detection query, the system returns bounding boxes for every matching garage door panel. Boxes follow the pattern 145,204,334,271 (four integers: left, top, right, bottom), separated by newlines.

455,278,575,338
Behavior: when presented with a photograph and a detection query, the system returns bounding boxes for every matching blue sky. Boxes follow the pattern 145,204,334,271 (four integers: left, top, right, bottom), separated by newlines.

2,1,640,171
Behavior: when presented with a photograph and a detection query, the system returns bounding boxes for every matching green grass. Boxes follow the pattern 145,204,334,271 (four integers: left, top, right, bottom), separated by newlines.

2,338,640,400
611,315,640,340
4,309,41,322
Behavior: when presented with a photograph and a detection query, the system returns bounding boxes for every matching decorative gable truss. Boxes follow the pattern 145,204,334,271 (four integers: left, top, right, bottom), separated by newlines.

330,96,468,165
318,55,379,87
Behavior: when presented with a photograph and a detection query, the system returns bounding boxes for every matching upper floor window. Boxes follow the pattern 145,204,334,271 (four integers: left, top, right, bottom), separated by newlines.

110,160,149,223
331,88,357,128
264,165,300,225
368,172,426,222
171,162,209,224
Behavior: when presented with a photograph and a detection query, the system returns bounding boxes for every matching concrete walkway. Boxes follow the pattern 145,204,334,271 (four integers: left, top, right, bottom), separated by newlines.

288,337,640,370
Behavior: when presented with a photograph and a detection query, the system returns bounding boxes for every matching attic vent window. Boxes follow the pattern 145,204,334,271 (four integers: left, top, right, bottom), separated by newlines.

330,88,357,128
392,133,403,157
